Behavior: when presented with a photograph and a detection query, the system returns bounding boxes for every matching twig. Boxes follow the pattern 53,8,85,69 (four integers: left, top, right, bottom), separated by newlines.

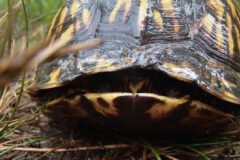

164,154,179,160
0,144,130,152
35,144,65,160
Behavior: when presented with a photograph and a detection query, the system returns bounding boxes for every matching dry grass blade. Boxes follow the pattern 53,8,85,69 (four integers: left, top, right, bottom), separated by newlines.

0,35,103,88
35,144,65,160
26,38,103,70
57,39,104,57
0,87,8,111
164,155,180,160
0,112,40,126
1,151,19,160
142,148,147,160
1,136,41,146
0,144,130,152
24,35,72,70
0,1,22,25
0,39,49,88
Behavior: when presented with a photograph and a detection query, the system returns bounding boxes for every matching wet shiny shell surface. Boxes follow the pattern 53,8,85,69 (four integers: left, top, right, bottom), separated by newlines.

29,0,240,134
32,0,240,104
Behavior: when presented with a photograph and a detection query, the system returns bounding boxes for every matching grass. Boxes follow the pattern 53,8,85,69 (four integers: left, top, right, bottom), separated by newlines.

0,0,64,26
0,0,65,159
0,0,240,160
0,0,64,47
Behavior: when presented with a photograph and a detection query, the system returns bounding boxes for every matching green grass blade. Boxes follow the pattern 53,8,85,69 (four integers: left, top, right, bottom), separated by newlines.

143,141,162,160
0,108,10,122
0,0,29,136
0,74,25,136
175,144,212,160
189,139,235,147
0,88,4,100
0,146,15,157
15,10,58,37
0,103,45,141
7,0,13,55
21,0,29,48
184,145,211,160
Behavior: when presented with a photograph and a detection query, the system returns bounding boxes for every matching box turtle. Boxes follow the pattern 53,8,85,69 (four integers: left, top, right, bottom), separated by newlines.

28,0,240,135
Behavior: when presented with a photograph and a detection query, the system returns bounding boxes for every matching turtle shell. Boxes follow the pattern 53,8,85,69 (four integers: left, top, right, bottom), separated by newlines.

28,0,240,135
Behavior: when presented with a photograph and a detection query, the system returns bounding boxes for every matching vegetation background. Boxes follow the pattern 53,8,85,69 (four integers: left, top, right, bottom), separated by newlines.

0,0,64,46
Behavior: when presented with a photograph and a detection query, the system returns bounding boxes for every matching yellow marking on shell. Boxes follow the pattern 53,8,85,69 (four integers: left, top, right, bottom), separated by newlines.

60,24,75,39
188,100,234,118
82,8,91,26
173,20,180,33
206,0,225,50
200,85,240,105
46,68,61,85
109,0,123,24
153,9,163,29
207,0,224,23
163,61,197,82
145,94,189,120
201,14,215,38
50,6,68,44
171,99,234,133
165,61,191,69
109,0,132,24
161,0,173,14
226,12,234,57
56,6,68,34
76,19,81,31
84,93,121,117
80,56,116,74
216,23,224,51
167,61,191,68
226,0,240,27
220,77,237,88
138,0,148,31
129,79,147,94
47,95,89,118
47,7,62,39
147,94,232,121
210,75,218,88
124,0,132,24
161,0,180,34
95,60,115,70
71,0,80,19
224,90,238,100
234,24,240,53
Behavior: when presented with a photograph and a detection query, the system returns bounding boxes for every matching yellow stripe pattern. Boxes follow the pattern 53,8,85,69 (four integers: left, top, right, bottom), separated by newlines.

48,0,240,60
109,0,132,24
153,9,163,30
226,12,234,57
138,0,148,31
161,0,180,34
